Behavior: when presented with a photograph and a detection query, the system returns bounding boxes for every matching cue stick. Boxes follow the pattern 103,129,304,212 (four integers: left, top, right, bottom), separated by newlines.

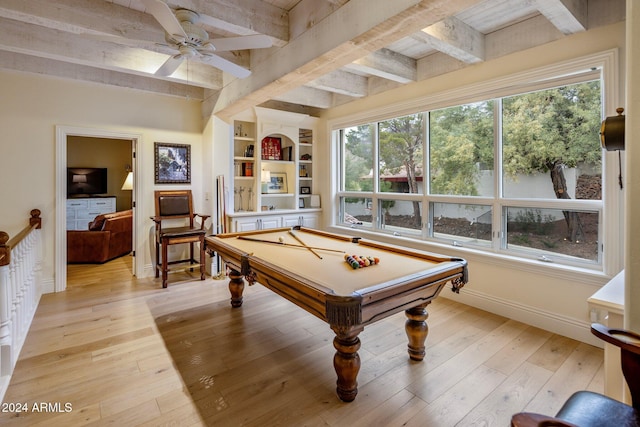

288,230,322,260
236,236,344,253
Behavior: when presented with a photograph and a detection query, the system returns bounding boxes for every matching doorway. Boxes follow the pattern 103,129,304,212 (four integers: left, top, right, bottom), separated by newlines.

55,126,143,292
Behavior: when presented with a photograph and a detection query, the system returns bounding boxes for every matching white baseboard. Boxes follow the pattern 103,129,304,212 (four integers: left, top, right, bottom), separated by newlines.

440,284,602,347
143,263,155,278
40,277,55,294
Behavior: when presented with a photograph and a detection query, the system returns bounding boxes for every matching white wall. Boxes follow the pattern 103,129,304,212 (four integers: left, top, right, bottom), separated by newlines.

0,72,203,285
320,22,627,345
625,0,640,330
203,114,233,235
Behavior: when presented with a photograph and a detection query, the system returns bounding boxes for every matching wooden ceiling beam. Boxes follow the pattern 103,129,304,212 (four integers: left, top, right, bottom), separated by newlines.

414,16,485,64
273,86,335,109
306,69,368,97
0,49,204,99
533,0,587,34
0,0,163,43
345,48,417,83
289,0,350,40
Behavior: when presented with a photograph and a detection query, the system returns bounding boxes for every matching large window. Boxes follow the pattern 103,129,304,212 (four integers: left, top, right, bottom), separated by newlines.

336,77,604,268
341,124,374,192
430,101,494,197
502,82,602,201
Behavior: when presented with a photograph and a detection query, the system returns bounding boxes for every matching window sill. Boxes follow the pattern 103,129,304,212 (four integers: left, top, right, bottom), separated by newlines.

328,225,611,288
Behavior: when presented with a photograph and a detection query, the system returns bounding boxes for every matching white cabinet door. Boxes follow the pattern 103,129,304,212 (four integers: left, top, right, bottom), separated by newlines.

261,217,281,230
282,215,302,228
234,218,259,232
233,216,281,232
282,212,319,229
301,214,319,229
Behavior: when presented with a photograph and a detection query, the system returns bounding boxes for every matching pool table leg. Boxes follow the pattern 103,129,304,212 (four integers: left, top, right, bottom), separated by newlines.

227,269,245,308
331,326,363,402
405,302,430,361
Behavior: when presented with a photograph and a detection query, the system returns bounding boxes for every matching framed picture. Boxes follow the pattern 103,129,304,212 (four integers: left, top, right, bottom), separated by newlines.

266,172,288,194
299,198,305,208
261,137,282,160
300,186,311,194
155,142,191,184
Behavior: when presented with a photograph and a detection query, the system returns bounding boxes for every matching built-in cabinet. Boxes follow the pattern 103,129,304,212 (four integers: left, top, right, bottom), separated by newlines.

282,213,319,228
230,211,320,233
66,196,116,230
228,107,321,232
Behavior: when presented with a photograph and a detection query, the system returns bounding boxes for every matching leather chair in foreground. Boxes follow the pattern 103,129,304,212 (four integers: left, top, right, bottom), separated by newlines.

511,323,640,427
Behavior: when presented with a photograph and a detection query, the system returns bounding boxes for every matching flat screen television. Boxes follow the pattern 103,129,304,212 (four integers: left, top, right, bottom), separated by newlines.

67,167,108,196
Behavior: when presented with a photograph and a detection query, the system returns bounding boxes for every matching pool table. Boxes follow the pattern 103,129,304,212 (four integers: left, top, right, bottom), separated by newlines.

205,226,468,402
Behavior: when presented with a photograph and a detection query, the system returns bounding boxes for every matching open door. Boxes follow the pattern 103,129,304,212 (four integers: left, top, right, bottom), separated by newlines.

56,126,143,292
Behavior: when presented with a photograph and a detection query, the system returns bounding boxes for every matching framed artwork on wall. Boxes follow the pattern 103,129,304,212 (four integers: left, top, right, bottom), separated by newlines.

155,142,191,184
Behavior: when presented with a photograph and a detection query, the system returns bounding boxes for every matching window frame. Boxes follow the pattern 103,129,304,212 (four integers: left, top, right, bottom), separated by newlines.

331,50,621,276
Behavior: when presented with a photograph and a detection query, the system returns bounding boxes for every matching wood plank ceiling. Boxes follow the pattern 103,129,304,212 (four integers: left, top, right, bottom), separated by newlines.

0,0,625,121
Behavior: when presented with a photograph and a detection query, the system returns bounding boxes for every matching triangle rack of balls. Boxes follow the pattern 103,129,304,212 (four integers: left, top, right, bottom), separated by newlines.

344,254,380,269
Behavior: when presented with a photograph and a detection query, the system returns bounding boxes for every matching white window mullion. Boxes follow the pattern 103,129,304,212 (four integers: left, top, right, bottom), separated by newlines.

372,123,380,230
423,111,430,239
494,98,504,252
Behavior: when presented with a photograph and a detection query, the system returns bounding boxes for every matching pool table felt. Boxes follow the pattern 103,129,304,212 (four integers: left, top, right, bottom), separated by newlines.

213,229,454,296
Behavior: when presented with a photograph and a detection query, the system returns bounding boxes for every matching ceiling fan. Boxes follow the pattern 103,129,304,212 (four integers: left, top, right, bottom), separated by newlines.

140,0,272,78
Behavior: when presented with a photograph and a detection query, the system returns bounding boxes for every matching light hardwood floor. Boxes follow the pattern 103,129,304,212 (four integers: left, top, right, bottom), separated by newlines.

0,256,604,426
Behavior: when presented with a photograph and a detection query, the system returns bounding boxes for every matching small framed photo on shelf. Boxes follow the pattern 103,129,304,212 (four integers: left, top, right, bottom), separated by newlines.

154,142,190,184
266,172,288,194
300,186,311,194
299,198,305,208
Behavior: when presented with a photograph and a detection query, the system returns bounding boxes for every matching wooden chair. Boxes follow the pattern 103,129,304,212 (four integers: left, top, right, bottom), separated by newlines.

151,190,210,288
511,323,640,427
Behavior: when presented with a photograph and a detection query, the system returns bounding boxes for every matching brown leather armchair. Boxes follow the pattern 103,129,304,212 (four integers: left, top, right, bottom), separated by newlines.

67,210,132,263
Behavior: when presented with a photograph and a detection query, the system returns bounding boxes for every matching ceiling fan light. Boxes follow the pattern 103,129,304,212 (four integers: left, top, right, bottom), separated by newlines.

174,9,199,24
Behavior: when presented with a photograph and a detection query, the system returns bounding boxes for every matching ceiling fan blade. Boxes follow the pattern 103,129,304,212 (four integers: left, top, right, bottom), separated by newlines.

207,35,273,52
155,55,184,76
197,53,251,79
140,0,187,40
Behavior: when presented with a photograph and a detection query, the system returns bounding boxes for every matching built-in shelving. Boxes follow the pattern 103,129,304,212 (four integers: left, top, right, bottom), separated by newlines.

228,108,320,232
